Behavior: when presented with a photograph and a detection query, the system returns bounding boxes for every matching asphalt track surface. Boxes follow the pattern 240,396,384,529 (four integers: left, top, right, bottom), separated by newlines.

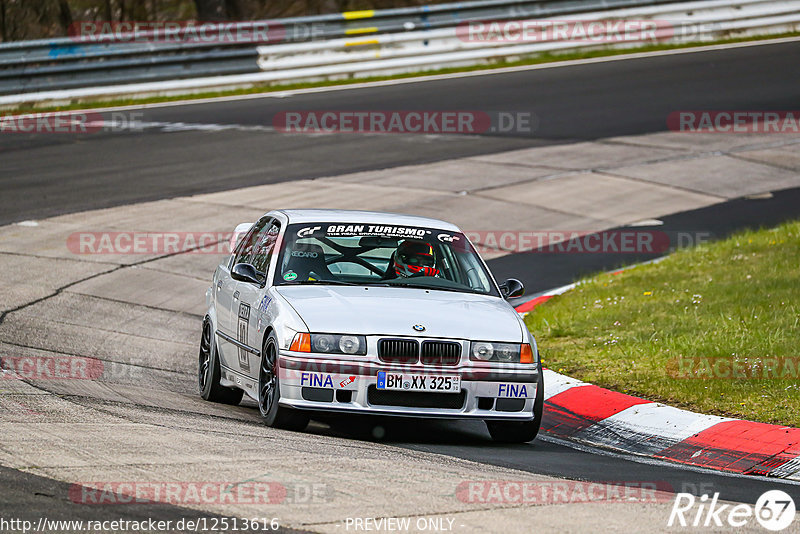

0,466,307,534
2,39,800,527
2,39,800,225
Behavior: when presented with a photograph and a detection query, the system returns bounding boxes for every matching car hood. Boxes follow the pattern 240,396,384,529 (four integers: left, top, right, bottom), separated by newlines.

275,285,523,342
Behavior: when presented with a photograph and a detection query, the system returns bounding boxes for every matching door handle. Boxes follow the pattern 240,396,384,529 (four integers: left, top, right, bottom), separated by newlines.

233,291,240,300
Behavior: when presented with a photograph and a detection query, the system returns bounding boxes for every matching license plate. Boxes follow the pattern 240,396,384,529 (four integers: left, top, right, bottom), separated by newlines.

376,371,461,393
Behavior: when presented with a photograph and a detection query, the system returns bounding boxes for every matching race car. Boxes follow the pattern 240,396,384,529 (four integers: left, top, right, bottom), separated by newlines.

199,209,543,442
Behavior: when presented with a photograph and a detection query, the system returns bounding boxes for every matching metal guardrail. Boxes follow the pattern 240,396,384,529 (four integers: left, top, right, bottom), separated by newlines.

0,0,687,98
0,0,798,105
256,0,800,78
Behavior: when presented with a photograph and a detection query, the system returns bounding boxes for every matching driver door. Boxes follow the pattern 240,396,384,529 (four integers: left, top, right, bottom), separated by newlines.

233,218,281,379
217,217,268,371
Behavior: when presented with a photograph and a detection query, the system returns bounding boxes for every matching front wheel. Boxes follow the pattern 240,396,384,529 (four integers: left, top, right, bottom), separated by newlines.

486,363,544,443
199,319,243,405
258,332,309,431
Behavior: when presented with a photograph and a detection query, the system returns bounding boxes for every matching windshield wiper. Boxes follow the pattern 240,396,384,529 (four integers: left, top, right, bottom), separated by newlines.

285,279,393,287
285,279,359,286
387,282,481,294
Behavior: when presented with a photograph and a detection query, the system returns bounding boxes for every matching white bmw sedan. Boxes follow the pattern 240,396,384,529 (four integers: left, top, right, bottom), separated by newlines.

199,209,543,442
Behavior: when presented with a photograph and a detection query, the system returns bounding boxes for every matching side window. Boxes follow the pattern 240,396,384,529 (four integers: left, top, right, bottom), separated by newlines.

232,218,269,268
250,222,281,274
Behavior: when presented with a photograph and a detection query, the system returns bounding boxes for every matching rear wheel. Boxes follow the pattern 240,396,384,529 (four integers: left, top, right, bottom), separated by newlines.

199,319,243,405
486,363,544,443
258,332,309,431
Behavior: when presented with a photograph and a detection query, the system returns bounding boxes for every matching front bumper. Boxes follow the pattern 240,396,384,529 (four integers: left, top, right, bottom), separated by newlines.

277,353,539,421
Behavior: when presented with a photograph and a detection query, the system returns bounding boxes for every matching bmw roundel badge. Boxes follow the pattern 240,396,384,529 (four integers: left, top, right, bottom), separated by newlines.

413,324,426,332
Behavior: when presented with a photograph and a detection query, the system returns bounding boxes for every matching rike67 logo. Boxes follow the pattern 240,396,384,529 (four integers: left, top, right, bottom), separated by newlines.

669,490,796,531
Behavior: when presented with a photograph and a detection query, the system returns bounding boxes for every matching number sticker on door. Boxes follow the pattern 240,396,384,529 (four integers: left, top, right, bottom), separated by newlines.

237,303,251,372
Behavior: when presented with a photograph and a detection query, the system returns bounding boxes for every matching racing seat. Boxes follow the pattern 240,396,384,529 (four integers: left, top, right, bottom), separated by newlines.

284,244,334,280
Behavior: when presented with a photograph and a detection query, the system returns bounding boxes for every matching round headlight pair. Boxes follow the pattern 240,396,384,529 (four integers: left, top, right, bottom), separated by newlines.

311,334,364,355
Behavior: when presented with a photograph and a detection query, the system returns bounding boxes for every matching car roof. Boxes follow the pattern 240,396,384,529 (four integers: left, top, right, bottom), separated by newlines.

272,209,461,232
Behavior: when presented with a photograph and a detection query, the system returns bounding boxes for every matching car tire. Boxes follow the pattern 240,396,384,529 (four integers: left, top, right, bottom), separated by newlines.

486,361,544,443
199,319,244,405
258,331,309,431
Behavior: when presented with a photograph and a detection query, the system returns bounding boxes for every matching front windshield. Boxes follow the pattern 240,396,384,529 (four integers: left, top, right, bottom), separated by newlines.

275,222,499,296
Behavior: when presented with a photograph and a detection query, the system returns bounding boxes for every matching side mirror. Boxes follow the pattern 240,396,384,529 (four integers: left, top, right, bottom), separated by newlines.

231,263,265,285
499,278,525,299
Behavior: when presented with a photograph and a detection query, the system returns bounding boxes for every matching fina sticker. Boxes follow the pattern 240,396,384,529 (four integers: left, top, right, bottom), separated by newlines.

283,271,298,281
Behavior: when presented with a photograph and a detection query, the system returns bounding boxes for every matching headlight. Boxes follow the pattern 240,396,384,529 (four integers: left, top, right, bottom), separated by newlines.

339,335,362,354
470,342,534,363
471,342,494,361
300,333,366,355
313,334,336,353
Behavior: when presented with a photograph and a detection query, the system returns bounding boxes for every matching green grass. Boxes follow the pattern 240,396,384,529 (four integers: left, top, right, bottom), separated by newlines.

3,31,799,114
526,220,800,427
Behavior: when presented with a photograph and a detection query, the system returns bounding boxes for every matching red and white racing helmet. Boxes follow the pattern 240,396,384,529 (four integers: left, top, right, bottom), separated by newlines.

394,239,440,277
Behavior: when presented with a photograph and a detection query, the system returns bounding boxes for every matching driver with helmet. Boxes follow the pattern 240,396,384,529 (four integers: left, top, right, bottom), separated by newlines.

392,239,440,278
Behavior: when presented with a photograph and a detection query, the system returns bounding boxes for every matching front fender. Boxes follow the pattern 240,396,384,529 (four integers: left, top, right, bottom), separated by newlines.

263,288,309,351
